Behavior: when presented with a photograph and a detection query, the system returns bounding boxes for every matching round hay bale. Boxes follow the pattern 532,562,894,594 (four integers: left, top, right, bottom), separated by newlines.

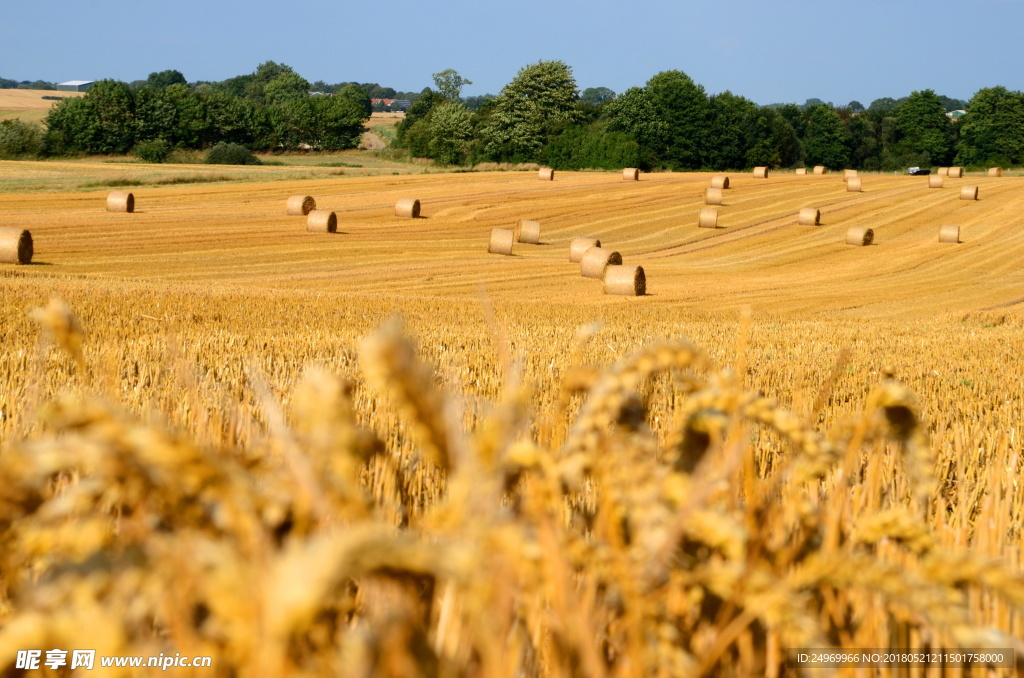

753,166,768,179
488,228,514,255
928,175,944,188
704,187,723,205
937,167,949,177
813,165,827,175
960,185,978,201
515,219,541,244
306,210,337,233
580,247,622,279
604,265,646,296
988,167,1003,177
0,227,33,265
938,224,960,244
846,226,873,246
710,175,730,189
395,197,421,218
539,168,554,181
622,167,639,181
795,168,807,175
798,207,821,226
286,195,315,216
948,167,963,178
698,207,719,228
569,237,601,263
107,191,135,213
846,177,862,192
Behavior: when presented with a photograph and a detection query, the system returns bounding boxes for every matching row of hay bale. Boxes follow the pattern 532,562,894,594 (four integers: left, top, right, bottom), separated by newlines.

487,220,645,295
926,178,981,199
797,205,965,246
286,194,424,233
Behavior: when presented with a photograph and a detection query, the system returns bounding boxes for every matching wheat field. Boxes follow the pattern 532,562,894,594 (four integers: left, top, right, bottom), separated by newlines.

2,162,1024,676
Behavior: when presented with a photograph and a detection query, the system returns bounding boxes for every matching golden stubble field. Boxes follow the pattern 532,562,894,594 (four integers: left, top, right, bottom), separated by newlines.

0,88,85,123
2,162,1024,677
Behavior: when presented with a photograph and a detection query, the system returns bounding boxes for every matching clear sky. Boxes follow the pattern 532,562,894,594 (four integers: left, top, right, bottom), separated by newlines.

2,0,1022,105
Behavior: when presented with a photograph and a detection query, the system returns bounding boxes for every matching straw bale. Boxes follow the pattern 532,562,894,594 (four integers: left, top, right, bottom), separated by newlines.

698,207,719,228
794,168,807,175
988,167,1003,177
604,265,646,296
107,191,135,213
395,197,421,218
539,168,554,181
846,177,862,192
0,227,33,265
798,208,821,226
753,166,768,178
846,226,873,246
813,165,827,175
569,237,600,263
704,187,723,205
515,219,541,244
488,228,514,255
928,175,944,188
580,247,622,278
710,175,730,189
286,195,315,216
306,210,337,233
937,167,949,177
938,224,960,244
960,185,978,201
948,167,963,178
622,168,639,181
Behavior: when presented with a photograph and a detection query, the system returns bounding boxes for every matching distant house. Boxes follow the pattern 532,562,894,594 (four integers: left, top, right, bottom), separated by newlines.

371,98,411,111
56,80,95,92
947,109,967,120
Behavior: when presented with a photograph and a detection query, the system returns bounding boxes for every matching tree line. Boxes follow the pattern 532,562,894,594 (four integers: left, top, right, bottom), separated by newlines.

3,60,1023,169
397,62,1024,171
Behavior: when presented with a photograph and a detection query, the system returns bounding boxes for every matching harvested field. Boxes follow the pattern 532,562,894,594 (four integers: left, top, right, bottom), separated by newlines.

3,163,1024,677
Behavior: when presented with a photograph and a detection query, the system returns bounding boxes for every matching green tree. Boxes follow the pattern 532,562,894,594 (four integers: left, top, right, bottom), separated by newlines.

643,70,711,169
245,61,297,104
705,91,757,170
88,80,137,153
845,114,880,169
428,101,473,164
894,89,954,165
802,104,848,169
482,60,582,162
336,83,372,118
605,86,667,166
42,96,96,153
432,69,472,100
264,72,311,106
146,70,187,90
272,95,365,150
580,87,616,106
0,119,44,157
955,86,1024,166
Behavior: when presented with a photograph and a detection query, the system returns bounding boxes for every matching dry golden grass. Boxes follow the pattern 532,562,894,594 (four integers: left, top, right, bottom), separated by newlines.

2,165,1024,676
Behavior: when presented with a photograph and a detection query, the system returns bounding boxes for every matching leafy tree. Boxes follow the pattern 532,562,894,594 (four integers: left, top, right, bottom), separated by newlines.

543,122,641,170
804,98,826,108
644,70,711,169
845,113,879,169
847,100,865,114
369,85,397,99
893,90,954,165
271,95,365,150
955,86,1024,166
463,94,495,111
580,87,616,106
42,96,96,153
0,119,44,157
146,70,187,90
481,60,582,162
336,83,372,118
802,104,848,168
936,95,968,112
868,97,899,115
245,61,296,104
605,86,667,167
432,69,472,100
706,91,757,170
746,108,801,169
87,80,137,153
264,72,311,106
428,101,473,164
396,89,444,150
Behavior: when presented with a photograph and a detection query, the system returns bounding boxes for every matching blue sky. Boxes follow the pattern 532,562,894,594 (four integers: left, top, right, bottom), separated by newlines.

2,0,1022,105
